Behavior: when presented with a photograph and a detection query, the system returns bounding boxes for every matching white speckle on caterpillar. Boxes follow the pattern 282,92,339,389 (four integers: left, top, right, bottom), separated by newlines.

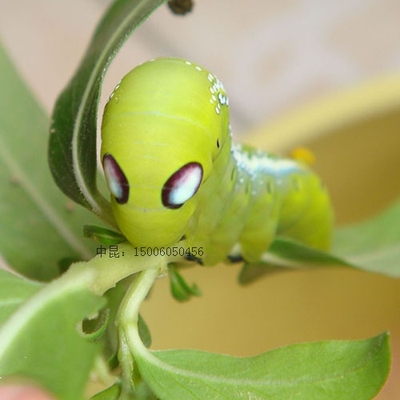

109,81,121,101
218,93,228,105
206,74,229,115
232,144,305,182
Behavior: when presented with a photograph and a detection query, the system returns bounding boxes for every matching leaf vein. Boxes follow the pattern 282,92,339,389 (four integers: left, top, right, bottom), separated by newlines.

0,133,92,259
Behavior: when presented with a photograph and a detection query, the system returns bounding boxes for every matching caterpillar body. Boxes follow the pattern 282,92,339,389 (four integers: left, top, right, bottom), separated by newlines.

101,58,333,266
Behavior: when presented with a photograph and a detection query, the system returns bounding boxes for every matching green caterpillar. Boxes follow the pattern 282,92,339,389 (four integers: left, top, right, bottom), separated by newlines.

101,58,333,266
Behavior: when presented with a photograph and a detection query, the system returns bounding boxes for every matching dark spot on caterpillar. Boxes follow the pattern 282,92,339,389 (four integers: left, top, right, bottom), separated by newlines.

103,154,130,204
216,139,220,148
227,254,244,263
167,0,193,15
185,253,203,265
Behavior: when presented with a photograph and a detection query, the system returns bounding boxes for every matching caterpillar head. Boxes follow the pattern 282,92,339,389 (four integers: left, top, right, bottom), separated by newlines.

101,58,229,247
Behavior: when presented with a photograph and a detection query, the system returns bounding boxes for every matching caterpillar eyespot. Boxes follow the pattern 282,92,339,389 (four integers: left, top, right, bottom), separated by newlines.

162,162,203,209
102,153,129,204
101,58,334,265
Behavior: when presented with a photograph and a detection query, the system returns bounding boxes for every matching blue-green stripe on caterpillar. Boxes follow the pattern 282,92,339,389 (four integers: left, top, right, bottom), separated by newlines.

101,58,333,266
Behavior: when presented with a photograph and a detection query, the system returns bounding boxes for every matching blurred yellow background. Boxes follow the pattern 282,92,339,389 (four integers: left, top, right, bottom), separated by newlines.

1,1,400,398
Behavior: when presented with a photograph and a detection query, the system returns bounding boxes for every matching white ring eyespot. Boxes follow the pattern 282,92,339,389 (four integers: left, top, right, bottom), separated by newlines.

103,153,129,204
162,162,203,209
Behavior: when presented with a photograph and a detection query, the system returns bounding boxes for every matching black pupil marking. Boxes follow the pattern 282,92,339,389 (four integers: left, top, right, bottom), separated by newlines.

103,153,129,204
162,162,203,209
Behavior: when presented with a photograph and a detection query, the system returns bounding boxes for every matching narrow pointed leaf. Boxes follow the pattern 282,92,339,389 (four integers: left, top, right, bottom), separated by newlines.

332,200,400,276
0,42,99,280
49,0,167,226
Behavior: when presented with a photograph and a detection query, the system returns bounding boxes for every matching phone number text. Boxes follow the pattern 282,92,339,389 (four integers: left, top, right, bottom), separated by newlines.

132,246,204,257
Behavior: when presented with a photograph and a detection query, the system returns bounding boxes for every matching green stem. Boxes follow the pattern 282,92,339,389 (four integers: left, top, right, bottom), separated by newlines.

116,263,165,397
66,242,165,295
93,355,118,387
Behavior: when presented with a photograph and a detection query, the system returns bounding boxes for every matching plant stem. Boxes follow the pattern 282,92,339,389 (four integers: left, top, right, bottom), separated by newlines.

65,242,164,296
116,262,165,397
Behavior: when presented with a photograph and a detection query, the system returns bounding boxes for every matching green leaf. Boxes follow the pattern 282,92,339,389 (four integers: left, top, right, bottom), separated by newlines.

332,200,400,276
133,331,390,400
49,0,167,226
168,264,202,302
119,270,390,400
132,381,160,399
0,270,42,325
138,314,152,349
91,383,121,400
102,282,130,363
90,381,158,400
0,243,162,400
0,42,100,280
239,236,349,284
82,308,111,342
0,269,105,400
84,225,126,245
240,199,400,283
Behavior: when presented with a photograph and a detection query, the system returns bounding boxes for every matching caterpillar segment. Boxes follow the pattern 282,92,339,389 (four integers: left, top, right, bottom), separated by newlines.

101,58,334,266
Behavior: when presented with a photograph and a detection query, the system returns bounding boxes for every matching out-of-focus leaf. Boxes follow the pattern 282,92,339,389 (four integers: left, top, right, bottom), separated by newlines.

332,200,400,276
0,42,99,280
0,269,105,400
